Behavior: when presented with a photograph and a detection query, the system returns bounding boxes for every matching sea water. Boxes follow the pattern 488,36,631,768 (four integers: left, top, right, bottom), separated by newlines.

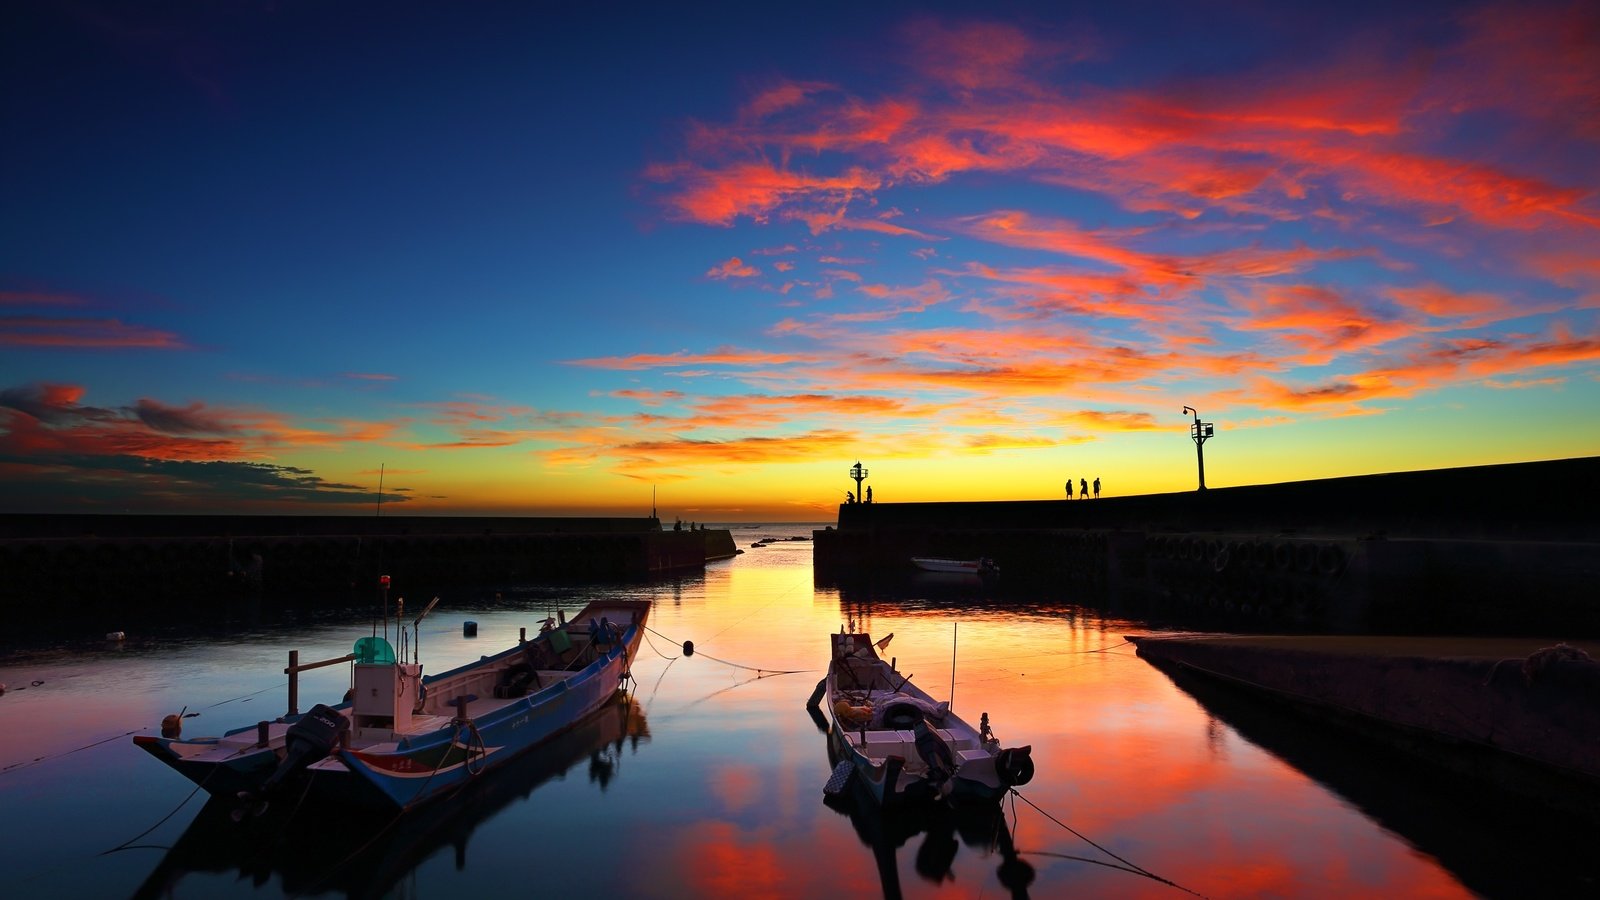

0,524,1591,898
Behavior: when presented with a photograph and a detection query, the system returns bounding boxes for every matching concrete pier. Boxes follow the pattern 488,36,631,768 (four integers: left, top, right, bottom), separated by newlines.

1130,633,1600,815
814,456,1600,633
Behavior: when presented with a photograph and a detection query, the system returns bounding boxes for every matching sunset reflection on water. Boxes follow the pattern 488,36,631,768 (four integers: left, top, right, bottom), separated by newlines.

4,525,1577,897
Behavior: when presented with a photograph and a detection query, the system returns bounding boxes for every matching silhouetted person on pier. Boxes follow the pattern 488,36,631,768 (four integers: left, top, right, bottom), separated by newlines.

1093,477,1101,498
846,490,855,504
1079,477,1088,498
865,486,873,503
1065,480,1073,499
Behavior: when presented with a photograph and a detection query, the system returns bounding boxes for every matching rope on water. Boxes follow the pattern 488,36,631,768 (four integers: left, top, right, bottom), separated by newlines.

641,656,677,714
100,768,217,855
2,680,296,776
0,729,140,775
640,627,680,661
1010,788,1208,898
643,624,812,676
204,681,288,708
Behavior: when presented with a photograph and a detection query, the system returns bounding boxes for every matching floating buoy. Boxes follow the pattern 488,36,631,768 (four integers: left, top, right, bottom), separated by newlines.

161,714,182,738
682,640,694,657
463,621,478,637
106,631,126,641
0,684,6,696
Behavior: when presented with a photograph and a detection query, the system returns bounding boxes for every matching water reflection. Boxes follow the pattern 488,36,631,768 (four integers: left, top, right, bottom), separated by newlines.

1144,657,1600,897
821,783,1033,900
132,694,648,899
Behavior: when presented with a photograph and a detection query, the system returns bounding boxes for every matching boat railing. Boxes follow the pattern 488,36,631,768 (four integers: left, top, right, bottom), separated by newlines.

284,650,357,717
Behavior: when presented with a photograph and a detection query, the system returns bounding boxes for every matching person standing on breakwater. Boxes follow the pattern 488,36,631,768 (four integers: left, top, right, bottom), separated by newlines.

1079,477,1088,498
1065,479,1074,499
865,486,873,503
1094,477,1101,498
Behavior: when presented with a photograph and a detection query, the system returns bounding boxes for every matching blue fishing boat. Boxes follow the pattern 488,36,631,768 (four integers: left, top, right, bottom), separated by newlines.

135,586,649,812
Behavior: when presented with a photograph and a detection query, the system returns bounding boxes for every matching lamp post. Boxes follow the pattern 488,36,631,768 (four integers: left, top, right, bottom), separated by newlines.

849,461,868,503
1182,406,1214,491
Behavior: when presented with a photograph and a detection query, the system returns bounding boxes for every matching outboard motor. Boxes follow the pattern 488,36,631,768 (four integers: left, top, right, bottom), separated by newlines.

259,703,349,795
995,745,1035,787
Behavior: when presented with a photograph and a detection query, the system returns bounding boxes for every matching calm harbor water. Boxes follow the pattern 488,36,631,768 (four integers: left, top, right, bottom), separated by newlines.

1,524,1592,899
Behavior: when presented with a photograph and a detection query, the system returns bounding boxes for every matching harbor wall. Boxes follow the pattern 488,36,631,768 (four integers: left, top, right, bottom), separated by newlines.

815,456,1600,634
0,515,727,625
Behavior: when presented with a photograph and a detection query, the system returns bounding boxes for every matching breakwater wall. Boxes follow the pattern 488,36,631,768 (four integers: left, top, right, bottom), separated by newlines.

0,515,732,625
815,456,1600,634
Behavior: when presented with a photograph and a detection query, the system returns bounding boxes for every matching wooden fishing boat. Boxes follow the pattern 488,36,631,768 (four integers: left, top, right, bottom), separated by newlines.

910,557,999,576
816,628,1033,807
135,585,649,812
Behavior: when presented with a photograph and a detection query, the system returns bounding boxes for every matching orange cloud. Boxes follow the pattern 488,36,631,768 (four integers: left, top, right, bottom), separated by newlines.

565,347,821,371
647,160,881,226
652,9,1600,241
1228,284,1412,361
602,428,859,471
707,256,760,279
1059,410,1164,431
611,389,686,405
1483,377,1564,389
1245,328,1600,412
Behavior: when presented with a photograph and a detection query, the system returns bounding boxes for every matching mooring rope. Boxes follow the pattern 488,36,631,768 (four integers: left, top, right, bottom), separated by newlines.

1,678,295,776
642,624,812,676
640,627,680,661
1010,788,1208,898
641,656,677,714
100,767,217,856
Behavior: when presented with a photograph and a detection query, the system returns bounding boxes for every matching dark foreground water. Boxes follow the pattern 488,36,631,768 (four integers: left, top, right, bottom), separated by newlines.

1,524,1593,899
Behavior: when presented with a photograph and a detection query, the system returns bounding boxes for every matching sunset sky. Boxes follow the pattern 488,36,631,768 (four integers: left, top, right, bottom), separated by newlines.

3,1,1597,521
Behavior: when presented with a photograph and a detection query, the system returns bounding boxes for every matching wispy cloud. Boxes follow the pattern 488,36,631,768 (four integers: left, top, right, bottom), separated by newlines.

0,316,187,349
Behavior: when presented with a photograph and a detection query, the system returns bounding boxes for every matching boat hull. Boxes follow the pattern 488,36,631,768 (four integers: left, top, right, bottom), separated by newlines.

909,557,997,576
822,631,1030,809
136,600,650,811
337,636,640,808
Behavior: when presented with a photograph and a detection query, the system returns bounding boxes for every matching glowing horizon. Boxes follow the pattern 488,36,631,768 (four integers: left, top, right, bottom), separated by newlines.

3,3,1597,521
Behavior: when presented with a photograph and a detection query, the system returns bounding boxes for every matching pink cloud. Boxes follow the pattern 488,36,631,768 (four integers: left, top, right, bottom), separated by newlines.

707,256,760,279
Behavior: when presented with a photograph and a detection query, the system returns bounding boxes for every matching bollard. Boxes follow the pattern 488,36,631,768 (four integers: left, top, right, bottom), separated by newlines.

287,650,299,716
463,620,478,637
257,720,269,748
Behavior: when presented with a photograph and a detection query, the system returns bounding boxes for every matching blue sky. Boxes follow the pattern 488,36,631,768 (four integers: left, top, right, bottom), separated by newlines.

3,1,1597,519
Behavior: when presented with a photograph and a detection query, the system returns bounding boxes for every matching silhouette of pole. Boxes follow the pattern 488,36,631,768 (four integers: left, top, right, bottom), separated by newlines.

849,460,868,502
1182,406,1214,491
